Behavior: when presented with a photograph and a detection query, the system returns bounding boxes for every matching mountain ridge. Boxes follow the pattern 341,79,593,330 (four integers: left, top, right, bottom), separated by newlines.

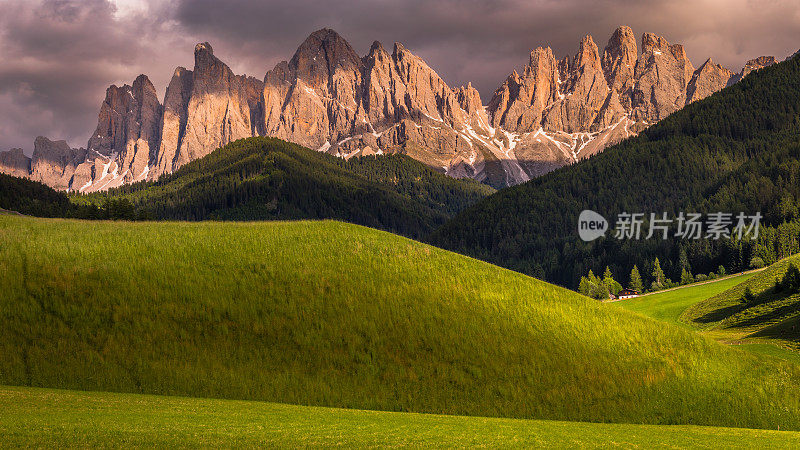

429,52,800,288
0,27,782,191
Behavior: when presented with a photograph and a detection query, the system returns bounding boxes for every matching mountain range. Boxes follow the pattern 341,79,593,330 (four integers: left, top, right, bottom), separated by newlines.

0,27,780,191
431,52,800,287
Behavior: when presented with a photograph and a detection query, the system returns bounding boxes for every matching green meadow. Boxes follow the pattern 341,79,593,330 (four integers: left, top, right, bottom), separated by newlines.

617,272,800,363
2,214,800,431
2,385,799,448
683,254,800,354
615,273,756,328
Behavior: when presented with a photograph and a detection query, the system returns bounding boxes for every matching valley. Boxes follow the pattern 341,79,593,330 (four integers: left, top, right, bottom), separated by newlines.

2,4,800,446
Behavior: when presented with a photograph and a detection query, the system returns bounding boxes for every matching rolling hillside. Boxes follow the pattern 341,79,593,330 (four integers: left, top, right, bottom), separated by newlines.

3,386,799,447
430,53,800,287
683,254,800,350
75,137,494,238
2,214,800,429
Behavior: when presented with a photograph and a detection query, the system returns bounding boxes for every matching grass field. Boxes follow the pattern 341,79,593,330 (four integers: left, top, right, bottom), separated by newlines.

615,273,756,328
682,254,800,353
2,385,799,448
616,272,800,363
2,214,800,430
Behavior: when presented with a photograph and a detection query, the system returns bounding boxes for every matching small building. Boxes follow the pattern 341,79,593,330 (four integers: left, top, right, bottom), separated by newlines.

617,289,640,299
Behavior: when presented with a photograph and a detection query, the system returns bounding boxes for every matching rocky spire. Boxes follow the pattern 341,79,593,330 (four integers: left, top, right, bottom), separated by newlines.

176,42,262,167
87,74,162,183
487,46,558,131
454,82,483,114
154,67,193,177
0,148,30,178
686,58,734,103
602,26,637,97
543,35,617,132
631,32,694,121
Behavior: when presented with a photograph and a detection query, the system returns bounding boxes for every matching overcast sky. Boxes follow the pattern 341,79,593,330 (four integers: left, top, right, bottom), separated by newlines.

1,0,798,153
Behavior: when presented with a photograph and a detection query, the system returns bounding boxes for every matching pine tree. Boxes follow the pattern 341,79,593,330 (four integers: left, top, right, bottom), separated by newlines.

680,268,694,285
602,266,622,295
578,276,592,297
629,265,643,292
652,258,665,284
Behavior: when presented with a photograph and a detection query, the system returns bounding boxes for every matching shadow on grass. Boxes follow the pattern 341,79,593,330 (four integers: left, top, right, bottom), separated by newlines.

693,303,748,324
751,316,800,343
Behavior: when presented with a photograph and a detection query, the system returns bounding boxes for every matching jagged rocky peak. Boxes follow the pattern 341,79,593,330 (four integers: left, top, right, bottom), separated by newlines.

631,31,694,121
641,32,669,54
390,41,464,126
741,55,776,77
154,67,194,178
30,136,87,191
289,28,363,88
0,148,31,178
194,42,214,62
686,58,735,103
543,34,615,133
575,35,602,68
529,46,556,72
86,73,162,185
192,41,231,85
176,40,260,165
454,82,483,114
261,28,371,149
487,45,558,131
602,25,637,93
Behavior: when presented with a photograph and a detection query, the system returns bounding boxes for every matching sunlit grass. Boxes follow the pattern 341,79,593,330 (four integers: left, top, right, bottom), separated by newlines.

2,386,799,448
616,273,755,327
1,215,800,430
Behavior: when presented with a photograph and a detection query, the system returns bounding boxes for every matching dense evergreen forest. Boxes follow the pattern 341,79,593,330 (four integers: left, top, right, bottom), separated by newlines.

76,137,494,238
0,173,103,218
431,53,800,289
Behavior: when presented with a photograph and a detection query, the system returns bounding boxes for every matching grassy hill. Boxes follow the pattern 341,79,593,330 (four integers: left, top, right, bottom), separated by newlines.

75,137,494,238
430,53,800,287
683,254,800,351
3,386,799,448
2,214,800,429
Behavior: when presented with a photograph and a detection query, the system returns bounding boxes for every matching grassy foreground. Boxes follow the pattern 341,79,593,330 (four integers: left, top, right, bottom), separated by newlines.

2,386,799,448
2,214,800,429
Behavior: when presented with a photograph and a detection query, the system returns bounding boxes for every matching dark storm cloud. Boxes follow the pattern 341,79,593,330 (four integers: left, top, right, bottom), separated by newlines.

0,0,193,152
175,0,800,94
1,0,799,152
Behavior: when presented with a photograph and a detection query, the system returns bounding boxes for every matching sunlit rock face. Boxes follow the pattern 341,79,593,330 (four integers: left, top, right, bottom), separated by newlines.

1,27,777,190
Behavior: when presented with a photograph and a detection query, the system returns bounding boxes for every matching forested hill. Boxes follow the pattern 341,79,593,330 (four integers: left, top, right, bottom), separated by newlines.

430,53,800,288
0,173,101,218
77,137,494,238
